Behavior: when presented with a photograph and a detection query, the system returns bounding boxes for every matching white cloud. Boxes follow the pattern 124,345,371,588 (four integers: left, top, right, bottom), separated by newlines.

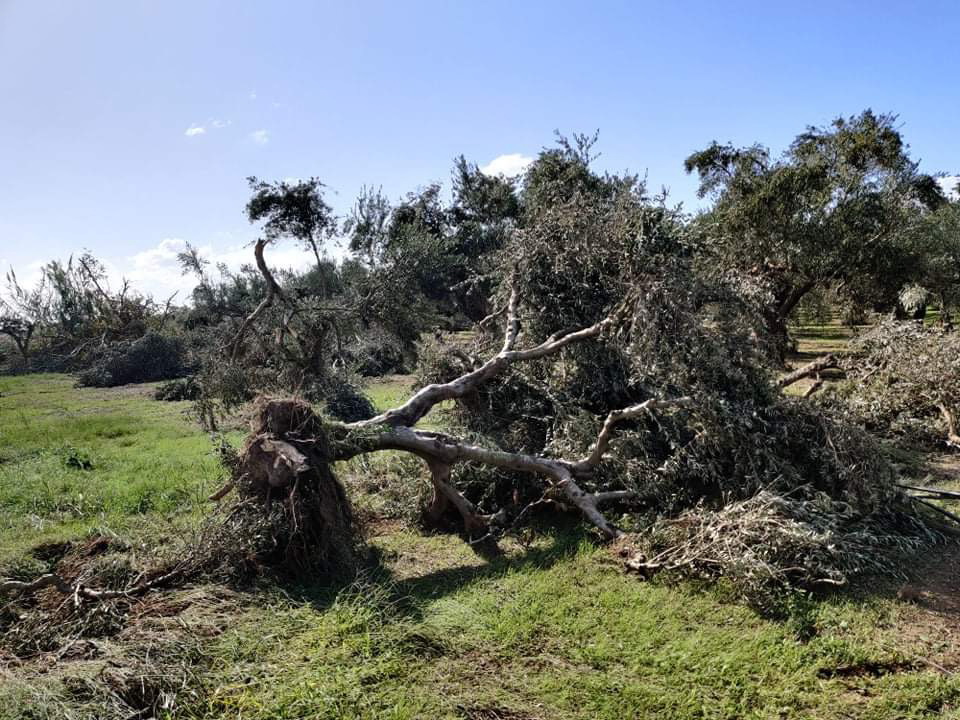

248,90,257,100
184,119,231,137
938,175,959,200
249,129,270,145
3,234,345,305
122,237,315,300
479,153,533,178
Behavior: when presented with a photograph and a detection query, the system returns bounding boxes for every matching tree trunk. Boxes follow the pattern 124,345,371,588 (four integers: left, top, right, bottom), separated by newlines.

759,279,816,363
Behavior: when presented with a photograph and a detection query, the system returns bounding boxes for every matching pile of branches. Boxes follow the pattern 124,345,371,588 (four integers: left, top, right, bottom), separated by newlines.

826,320,960,450
75,331,189,387
411,283,930,596
618,489,936,605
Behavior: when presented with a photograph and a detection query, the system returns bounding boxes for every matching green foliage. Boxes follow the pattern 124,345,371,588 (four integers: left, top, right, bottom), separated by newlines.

315,378,376,423
827,320,960,449
686,110,945,347
1,252,165,372
74,331,188,387
154,375,202,401
246,176,335,268
344,158,520,323
907,199,960,318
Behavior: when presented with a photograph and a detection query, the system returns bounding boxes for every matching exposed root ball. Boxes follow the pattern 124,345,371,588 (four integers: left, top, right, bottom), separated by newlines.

227,398,360,576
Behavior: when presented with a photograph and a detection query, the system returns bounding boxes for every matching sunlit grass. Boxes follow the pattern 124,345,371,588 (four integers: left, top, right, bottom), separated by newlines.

0,374,224,564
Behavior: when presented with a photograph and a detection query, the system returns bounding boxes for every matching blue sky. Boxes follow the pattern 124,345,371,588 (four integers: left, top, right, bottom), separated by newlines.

1,1,958,299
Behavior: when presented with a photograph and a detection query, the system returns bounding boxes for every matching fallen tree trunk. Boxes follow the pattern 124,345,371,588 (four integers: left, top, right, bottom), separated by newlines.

777,354,840,389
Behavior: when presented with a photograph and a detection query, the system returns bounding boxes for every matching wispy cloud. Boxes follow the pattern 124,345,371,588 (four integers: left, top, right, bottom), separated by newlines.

184,119,231,137
479,153,533,178
248,90,257,101
123,237,314,298
249,129,270,145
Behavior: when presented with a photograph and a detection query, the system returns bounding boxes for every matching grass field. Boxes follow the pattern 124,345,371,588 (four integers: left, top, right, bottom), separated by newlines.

2,373,960,718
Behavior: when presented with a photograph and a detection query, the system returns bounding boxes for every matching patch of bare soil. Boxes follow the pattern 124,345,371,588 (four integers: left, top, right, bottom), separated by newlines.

892,453,960,672
457,704,542,720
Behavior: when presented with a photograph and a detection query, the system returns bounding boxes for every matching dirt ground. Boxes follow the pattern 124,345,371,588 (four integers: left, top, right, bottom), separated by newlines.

893,454,960,673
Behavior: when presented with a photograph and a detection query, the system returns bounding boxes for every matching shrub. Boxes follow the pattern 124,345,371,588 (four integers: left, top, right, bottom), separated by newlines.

154,376,201,401
316,380,376,422
75,332,188,388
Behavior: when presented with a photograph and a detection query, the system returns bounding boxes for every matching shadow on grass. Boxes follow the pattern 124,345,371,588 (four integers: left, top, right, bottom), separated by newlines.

287,517,591,618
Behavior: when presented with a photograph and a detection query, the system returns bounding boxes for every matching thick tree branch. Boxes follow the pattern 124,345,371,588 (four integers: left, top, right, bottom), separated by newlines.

573,396,694,472
776,354,840,388
356,303,614,429
228,238,301,362
775,279,817,324
424,457,487,532
335,420,674,538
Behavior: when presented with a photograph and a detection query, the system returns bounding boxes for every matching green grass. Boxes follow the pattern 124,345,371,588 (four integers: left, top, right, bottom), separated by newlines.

186,529,960,719
0,374,225,564
1,374,959,719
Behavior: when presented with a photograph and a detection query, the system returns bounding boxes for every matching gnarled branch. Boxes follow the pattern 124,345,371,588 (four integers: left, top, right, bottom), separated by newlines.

355,292,614,429
777,354,840,389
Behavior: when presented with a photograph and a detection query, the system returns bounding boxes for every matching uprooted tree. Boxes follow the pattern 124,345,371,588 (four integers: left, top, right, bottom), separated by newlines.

3,131,950,612
201,140,939,601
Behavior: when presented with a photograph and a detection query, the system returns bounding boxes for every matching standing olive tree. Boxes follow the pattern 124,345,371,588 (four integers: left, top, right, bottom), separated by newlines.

685,110,945,355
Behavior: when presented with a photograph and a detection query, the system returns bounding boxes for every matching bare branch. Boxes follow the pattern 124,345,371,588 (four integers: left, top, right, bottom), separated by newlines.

1,565,185,601
776,354,840,389
356,312,614,429
590,490,638,504
228,239,286,361
424,458,487,532
802,377,825,398
573,396,693,472
501,286,520,353
0,573,70,596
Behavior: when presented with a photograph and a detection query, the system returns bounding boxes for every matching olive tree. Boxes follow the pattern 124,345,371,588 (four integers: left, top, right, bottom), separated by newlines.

685,110,945,355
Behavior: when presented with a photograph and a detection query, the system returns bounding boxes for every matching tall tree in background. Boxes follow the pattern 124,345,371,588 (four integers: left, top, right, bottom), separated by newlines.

685,110,945,354
345,158,520,322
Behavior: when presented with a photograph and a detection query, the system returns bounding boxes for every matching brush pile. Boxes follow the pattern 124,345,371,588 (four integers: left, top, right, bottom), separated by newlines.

829,320,960,450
